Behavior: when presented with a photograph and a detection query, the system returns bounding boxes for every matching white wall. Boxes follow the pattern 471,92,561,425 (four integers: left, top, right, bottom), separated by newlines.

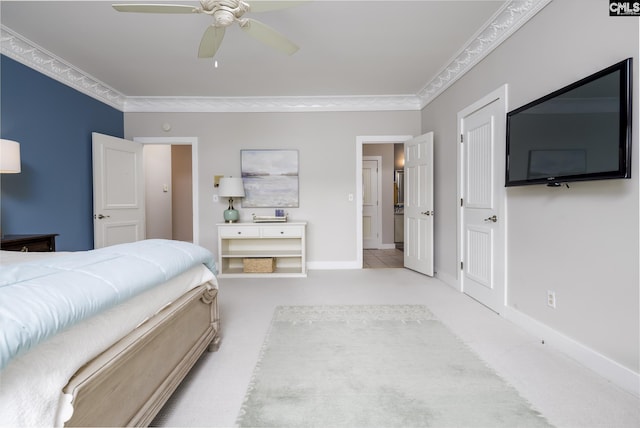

125,111,420,266
421,0,639,374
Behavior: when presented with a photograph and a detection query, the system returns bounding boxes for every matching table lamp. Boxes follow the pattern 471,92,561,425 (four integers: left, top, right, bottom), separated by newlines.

0,139,22,237
218,177,245,223
0,139,21,173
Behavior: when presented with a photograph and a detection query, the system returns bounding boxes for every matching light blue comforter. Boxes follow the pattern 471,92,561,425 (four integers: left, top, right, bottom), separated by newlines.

0,239,216,369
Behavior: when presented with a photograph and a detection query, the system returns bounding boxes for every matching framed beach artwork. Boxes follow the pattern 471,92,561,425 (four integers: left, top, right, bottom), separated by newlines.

241,149,299,208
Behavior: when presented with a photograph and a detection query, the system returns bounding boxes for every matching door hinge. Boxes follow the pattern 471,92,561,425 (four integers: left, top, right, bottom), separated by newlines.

461,261,464,270
460,198,464,207
460,134,464,143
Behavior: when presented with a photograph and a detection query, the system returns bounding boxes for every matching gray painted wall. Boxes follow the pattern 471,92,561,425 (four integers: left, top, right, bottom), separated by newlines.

421,0,639,372
125,111,420,265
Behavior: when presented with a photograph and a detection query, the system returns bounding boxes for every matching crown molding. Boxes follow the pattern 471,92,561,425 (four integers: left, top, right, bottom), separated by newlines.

1,0,550,113
124,95,421,113
0,26,126,110
417,0,552,108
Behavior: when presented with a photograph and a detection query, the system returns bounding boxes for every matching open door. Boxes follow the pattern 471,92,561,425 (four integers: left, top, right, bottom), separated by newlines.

92,133,145,248
404,132,434,276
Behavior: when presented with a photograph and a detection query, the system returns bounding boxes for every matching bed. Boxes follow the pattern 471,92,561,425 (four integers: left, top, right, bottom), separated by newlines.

0,239,220,427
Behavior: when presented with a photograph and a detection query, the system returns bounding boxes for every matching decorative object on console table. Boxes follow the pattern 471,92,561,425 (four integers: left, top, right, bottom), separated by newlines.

218,177,245,223
1,234,58,252
0,139,22,238
252,214,288,223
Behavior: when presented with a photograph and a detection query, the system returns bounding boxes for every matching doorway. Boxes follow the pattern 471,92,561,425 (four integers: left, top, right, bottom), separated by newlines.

135,137,200,245
143,144,193,242
356,135,413,268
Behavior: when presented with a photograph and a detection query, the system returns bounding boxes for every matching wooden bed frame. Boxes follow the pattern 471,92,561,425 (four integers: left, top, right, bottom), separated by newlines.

62,283,219,427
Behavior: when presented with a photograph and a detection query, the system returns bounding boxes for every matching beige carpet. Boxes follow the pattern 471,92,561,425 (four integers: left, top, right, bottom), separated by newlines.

236,305,553,427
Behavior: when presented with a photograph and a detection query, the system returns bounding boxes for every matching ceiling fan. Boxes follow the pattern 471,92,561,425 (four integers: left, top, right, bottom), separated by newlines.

112,0,301,58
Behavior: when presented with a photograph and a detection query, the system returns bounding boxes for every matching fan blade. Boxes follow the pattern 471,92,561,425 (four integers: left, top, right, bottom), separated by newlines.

112,4,200,13
248,1,307,13
198,26,226,58
240,18,299,55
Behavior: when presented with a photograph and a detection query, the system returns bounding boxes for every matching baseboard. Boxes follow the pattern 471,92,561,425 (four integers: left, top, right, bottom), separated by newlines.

502,305,640,398
307,261,361,270
379,243,397,250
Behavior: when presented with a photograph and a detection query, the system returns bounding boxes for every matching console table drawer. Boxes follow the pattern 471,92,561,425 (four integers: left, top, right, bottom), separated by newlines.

261,227,303,238
219,226,261,238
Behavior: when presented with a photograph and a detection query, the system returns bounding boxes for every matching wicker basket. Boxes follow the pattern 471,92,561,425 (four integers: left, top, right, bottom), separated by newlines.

243,257,276,273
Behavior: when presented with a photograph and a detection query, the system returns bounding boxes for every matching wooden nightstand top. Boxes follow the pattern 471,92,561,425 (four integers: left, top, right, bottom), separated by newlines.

1,234,59,252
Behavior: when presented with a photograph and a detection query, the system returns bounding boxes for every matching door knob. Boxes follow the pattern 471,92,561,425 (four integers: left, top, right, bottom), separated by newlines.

420,211,433,216
97,214,111,219
484,215,497,223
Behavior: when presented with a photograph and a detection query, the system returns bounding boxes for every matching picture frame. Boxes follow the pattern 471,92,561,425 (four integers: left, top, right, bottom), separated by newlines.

241,149,299,208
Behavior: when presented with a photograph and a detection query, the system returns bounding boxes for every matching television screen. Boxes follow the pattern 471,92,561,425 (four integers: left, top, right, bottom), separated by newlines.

506,58,632,187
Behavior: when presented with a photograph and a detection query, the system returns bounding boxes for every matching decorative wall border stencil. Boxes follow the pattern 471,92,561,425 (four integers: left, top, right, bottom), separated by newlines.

241,149,299,208
1,1,551,113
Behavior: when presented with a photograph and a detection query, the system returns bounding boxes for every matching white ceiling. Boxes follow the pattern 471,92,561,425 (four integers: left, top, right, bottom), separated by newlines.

1,0,508,103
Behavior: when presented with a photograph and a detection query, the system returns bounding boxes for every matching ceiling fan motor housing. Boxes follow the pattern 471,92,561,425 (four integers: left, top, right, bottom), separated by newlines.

214,9,236,26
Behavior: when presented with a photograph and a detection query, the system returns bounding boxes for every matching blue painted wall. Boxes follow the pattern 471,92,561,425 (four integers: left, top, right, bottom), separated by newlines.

1,55,124,251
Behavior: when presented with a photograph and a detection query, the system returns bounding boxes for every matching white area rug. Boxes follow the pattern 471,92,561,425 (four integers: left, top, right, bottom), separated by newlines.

236,305,553,427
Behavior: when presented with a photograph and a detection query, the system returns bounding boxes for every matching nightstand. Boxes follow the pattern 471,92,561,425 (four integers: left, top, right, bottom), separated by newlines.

0,234,58,252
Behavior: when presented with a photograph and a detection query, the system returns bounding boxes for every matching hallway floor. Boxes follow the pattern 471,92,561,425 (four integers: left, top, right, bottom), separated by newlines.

363,248,404,268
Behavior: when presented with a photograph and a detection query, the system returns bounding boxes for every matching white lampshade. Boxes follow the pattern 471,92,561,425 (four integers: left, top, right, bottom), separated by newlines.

0,139,21,173
218,177,245,197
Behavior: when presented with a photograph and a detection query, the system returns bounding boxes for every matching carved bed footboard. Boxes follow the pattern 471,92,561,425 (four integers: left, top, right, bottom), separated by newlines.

63,283,219,427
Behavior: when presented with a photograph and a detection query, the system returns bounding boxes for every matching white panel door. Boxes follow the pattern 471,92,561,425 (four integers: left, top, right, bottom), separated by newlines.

362,157,381,249
92,132,145,248
459,92,506,312
404,132,434,276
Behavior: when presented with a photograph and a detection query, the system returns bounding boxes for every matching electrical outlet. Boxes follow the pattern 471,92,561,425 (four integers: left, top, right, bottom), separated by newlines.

547,290,556,309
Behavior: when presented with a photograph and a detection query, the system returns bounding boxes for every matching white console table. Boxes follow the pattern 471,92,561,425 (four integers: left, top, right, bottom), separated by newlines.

217,222,307,278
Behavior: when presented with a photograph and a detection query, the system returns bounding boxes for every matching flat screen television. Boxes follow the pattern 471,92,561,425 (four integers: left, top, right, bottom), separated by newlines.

505,58,632,187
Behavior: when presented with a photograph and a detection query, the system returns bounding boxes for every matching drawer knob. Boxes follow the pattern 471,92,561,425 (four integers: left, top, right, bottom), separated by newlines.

20,246,29,252
280,231,284,234
237,231,242,235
